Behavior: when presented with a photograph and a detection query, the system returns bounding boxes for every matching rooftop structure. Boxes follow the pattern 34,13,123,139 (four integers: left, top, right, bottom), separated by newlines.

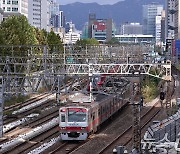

115,34,155,44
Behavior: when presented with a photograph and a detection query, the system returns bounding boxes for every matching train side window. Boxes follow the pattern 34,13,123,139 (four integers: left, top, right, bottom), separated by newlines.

93,112,95,120
61,114,65,122
98,109,100,116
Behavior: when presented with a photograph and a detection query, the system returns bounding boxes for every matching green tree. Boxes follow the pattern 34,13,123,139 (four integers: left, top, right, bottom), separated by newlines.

47,30,63,53
106,37,120,45
34,28,47,45
76,38,99,47
0,15,38,45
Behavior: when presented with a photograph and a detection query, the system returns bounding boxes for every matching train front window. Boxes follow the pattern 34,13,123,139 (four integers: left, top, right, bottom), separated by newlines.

61,114,65,122
68,108,87,122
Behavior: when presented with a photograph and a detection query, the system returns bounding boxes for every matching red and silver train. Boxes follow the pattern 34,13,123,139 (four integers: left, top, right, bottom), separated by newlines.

59,92,129,140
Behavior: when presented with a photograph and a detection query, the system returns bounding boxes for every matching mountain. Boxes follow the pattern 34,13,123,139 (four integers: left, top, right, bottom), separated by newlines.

60,0,165,30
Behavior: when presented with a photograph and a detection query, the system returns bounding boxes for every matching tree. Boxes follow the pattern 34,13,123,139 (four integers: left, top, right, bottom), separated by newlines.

106,38,120,45
0,15,38,45
47,30,64,53
76,38,99,47
34,28,47,45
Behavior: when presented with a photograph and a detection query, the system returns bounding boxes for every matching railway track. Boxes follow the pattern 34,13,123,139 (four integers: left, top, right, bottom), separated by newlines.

3,98,55,125
4,93,50,113
3,103,58,136
98,101,161,153
0,76,89,153
47,141,84,154
0,114,59,154
6,126,59,154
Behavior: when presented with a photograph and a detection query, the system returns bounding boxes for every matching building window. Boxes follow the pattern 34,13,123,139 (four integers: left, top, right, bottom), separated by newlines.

7,0,11,4
12,0,18,5
3,7,5,10
3,0,5,4
12,7,18,12
7,7,11,11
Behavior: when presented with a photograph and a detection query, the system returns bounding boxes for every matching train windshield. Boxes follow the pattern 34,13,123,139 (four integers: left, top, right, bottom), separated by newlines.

68,108,87,122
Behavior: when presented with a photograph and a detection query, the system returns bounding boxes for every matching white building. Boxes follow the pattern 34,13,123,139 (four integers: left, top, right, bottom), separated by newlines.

64,22,80,44
0,0,28,17
28,0,50,31
0,0,51,31
0,8,3,22
115,34,155,44
120,23,143,35
143,3,163,36
155,15,162,44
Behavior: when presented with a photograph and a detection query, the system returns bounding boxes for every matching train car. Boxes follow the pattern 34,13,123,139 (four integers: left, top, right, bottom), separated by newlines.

59,92,128,140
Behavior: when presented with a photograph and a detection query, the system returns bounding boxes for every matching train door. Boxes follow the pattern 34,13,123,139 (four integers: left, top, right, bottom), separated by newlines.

89,110,93,133
110,101,112,115
91,111,96,133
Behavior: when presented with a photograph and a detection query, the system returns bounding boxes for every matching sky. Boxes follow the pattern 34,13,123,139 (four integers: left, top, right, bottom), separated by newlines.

58,0,123,5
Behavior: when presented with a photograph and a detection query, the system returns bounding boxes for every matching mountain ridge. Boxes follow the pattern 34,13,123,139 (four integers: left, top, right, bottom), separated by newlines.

59,0,165,30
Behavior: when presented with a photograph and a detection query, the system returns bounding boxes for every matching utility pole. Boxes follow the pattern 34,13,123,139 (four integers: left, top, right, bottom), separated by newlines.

0,76,4,137
131,71,142,154
132,82,142,154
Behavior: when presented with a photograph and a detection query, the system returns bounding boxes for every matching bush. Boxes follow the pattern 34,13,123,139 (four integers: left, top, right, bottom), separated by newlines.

4,94,30,107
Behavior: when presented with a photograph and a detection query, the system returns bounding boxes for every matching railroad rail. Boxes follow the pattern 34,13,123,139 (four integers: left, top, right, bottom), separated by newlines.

4,93,49,112
98,101,161,153
48,141,83,154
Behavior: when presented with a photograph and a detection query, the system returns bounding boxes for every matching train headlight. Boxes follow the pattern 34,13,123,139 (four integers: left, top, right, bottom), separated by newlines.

61,127,66,130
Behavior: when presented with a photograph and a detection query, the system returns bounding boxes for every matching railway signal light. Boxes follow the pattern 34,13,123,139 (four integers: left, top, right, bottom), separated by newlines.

160,92,165,100
140,97,143,107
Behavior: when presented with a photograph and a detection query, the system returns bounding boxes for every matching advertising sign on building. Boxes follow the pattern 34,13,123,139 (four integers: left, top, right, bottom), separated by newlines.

93,21,106,31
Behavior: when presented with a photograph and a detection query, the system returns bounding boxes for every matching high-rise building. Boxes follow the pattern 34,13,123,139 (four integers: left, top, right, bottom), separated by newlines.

120,23,143,35
81,22,89,39
0,0,28,17
88,13,96,38
49,0,59,16
0,8,3,22
88,13,114,43
64,21,80,44
28,0,50,31
155,15,162,44
143,3,163,36
174,0,180,39
161,10,166,43
165,0,176,39
49,0,65,28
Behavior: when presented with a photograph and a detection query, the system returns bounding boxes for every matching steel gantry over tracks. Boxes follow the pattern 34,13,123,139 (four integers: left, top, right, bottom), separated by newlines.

0,45,172,151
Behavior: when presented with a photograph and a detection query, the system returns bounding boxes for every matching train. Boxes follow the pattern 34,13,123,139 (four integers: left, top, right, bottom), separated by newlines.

59,89,130,140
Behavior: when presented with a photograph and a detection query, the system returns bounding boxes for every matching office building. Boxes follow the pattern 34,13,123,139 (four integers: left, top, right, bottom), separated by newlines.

0,8,3,22
165,0,176,39
143,3,163,36
0,0,28,17
174,0,180,39
64,21,80,44
28,0,50,31
81,22,88,39
49,0,64,28
120,23,143,35
155,15,162,44
88,13,114,43
161,10,166,43
115,34,155,44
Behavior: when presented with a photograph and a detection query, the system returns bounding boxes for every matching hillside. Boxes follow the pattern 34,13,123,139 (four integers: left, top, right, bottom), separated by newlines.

60,0,165,30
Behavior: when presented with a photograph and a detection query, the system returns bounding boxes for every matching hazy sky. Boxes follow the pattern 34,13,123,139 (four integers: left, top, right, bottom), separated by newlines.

58,0,123,5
